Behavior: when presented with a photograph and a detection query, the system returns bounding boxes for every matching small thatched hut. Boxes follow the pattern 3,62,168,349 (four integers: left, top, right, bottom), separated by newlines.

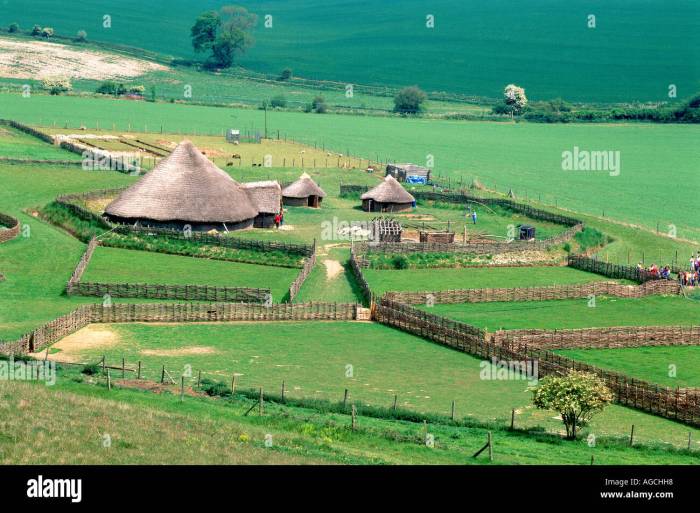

361,175,415,213
282,172,326,207
104,140,258,231
242,180,282,228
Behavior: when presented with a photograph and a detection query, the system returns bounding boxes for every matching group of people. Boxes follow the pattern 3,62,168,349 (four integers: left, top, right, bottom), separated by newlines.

634,256,700,286
637,262,672,279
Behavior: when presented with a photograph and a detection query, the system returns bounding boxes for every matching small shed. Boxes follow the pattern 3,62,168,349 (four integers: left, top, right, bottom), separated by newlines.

371,217,402,243
361,175,416,213
386,163,431,184
282,172,326,208
242,180,282,228
226,129,240,144
519,224,536,240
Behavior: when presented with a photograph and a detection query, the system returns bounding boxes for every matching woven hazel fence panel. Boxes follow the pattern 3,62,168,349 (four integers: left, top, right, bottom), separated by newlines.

72,282,271,303
382,280,681,305
66,237,99,292
374,299,700,426
567,254,659,283
350,249,373,305
113,225,314,257
0,302,360,355
0,212,20,243
493,325,700,350
288,244,317,301
0,119,54,144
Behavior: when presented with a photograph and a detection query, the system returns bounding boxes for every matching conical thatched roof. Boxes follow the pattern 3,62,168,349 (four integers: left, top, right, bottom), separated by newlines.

242,180,282,214
104,141,258,223
282,172,326,199
361,175,415,203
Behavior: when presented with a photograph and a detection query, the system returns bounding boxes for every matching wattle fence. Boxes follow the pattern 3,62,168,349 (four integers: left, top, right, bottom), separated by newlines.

0,302,362,355
568,255,659,283
382,280,680,305
288,240,317,301
0,212,20,243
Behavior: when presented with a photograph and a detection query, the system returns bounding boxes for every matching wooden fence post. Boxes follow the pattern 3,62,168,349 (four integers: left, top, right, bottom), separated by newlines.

160,365,165,384
351,405,357,431
629,424,635,446
121,357,125,378
510,409,515,430
343,388,349,410
180,376,184,402
259,387,264,415
137,361,141,380
281,380,286,402
393,394,398,412
197,370,201,388
451,400,456,421
107,369,111,391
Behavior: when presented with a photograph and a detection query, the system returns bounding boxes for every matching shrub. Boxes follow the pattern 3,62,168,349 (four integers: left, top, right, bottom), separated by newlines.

31,25,42,36
392,255,409,269
311,95,327,113
531,371,613,440
41,77,72,95
199,378,232,397
75,30,87,42
574,227,607,252
394,86,427,114
8,22,19,33
128,85,145,95
41,27,54,38
278,68,292,81
270,94,287,108
81,363,101,376
96,81,127,96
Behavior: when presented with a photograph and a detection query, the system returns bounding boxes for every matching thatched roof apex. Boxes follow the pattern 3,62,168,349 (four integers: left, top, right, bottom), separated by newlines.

104,140,258,223
242,180,282,214
361,175,415,203
282,173,326,199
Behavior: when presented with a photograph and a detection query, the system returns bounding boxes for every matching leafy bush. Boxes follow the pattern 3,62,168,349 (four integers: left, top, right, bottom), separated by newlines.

96,81,127,96
41,77,72,95
392,255,409,269
41,27,54,38
394,86,427,114
270,94,287,108
81,363,101,375
75,30,87,42
31,25,42,36
574,227,608,252
278,68,292,81
8,22,19,33
311,95,327,113
199,378,232,397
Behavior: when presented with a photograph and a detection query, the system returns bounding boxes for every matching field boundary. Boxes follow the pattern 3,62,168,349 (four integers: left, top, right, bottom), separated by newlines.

0,212,20,243
493,325,700,350
65,237,272,303
374,298,700,427
0,302,362,355
382,280,680,305
288,240,317,301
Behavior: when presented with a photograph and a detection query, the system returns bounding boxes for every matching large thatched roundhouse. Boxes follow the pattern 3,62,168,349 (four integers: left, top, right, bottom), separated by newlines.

242,180,282,228
282,172,326,208
104,140,258,231
361,175,415,212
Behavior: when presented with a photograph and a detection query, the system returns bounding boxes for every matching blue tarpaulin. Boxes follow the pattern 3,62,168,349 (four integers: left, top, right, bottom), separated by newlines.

406,175,427,185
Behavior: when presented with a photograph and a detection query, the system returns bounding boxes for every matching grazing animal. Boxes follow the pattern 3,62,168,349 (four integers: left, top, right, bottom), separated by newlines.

231,154,241,159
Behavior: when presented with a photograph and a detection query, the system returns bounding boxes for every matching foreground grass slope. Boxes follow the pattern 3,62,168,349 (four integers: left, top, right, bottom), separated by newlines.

2,371,698,465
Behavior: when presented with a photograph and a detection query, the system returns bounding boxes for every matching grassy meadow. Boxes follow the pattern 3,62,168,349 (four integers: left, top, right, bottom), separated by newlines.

422,296,700,331
0,125,81,160
365,266,617,296
3,94,699,245
39,320,700,450
3,0,698,102
556,345,700,389
82,246,298,301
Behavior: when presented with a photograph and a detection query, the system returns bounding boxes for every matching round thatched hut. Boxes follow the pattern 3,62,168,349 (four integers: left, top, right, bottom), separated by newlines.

282,172,326,208
104,140,258,231
242,180,282,228
361,175,415,213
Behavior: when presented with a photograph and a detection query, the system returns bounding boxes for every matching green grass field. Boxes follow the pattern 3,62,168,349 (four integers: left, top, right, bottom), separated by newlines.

4,94,699,244
3,0,698,102
422,296,700,331
0,125,80,160
556,345,700,389
41,320,700,449
82,246,298,301
365,266,617,296
5,374,698,464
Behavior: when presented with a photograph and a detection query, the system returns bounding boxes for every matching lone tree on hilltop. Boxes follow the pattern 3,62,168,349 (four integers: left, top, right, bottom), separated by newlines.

531,370,613,440
394,86,427,114
191,5,257,69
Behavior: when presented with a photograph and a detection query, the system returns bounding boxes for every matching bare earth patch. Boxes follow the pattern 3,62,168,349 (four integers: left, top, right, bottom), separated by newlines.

0,37,166,80
140,346,217,357
323,259,344,280
30,324,120,362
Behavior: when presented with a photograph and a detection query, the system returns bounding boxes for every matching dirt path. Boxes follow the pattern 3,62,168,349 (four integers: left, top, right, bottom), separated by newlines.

323,259,344,280
29,324,119,362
